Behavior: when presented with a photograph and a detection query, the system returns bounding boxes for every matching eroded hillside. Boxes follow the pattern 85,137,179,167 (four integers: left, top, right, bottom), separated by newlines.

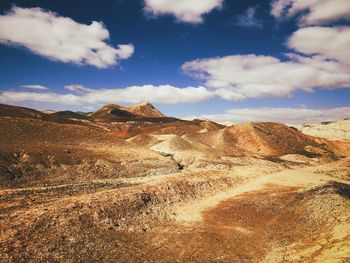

1,103,349,262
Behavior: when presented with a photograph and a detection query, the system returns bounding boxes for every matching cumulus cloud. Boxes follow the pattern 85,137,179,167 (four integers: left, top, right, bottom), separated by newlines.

183,21,350,101
0,7,134,68
144,0,224,23
288,26,350,65
183,107,350,125
20,85,48,90
271,0,350,25
182,53,350,100
0,85,214,107
234,6,262,29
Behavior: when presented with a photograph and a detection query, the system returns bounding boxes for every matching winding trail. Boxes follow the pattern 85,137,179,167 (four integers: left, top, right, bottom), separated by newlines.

175,158,350,223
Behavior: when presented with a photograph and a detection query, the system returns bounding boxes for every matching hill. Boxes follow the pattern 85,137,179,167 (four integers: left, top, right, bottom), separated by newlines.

189,122,345,158
89,104,137,119
90,101,165,120
0,103,49,119
300,119,350,141
51,110,91,120
0,103,79,124
122,101,165,117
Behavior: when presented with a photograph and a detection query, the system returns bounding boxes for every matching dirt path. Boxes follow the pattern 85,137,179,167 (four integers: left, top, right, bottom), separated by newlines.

175,159,349,223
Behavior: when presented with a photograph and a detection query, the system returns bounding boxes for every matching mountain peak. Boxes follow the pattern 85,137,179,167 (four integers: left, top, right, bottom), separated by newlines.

90,101,165,119
124,101,164,117
89,103,135,118
136,100,152,107
103,103,122,109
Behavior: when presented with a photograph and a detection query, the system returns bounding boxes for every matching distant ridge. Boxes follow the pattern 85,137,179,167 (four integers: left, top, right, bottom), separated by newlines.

0,103,79,124
51,110,91,120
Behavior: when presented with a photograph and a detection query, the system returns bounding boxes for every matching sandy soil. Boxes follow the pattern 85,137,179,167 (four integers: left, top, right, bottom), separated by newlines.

1,157,349,262
175,158,350,223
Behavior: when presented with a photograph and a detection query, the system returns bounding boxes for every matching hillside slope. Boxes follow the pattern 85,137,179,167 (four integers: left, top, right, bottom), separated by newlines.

185,122,350,159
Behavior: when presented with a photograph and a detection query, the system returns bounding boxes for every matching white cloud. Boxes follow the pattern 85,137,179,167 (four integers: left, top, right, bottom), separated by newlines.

182,53,350,101
115,44,135,59
144,0,224,23
234,6,262,28
184,107,350,125
64,85,94,93
183,22,350,101
0,7,134,68
288,26,350,65
271,0,350,25
20,84,48,90
0,85,214,106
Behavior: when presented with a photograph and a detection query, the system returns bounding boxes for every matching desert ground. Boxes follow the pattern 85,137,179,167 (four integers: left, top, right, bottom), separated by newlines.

1,102,349,262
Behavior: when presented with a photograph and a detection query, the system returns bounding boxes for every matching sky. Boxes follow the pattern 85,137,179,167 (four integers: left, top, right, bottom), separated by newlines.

0,0,350,124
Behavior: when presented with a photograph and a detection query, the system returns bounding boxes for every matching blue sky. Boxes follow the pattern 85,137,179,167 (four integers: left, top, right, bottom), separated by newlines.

0,0,349,124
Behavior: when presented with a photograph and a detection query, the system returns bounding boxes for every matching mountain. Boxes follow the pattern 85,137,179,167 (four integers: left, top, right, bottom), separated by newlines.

122,101,165,117
90,101,165,119
300,119,350,141
89,104,137,119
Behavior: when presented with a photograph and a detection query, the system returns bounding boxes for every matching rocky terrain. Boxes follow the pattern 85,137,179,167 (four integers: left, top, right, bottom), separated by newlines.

1,103,349,262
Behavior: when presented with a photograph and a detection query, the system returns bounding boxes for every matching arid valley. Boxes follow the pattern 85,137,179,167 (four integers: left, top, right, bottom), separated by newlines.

1,102,349,262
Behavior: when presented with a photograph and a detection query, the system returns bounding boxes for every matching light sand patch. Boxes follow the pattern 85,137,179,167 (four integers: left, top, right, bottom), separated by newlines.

300,119,350,141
